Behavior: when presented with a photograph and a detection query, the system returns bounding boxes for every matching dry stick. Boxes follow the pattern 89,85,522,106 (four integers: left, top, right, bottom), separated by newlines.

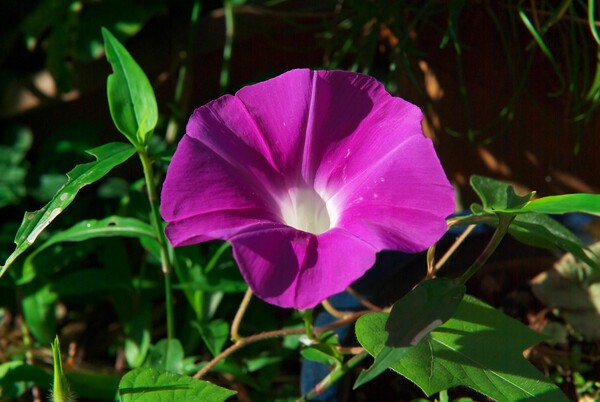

434,224,476,273
346,287,382,311
193,310,370,379
321,299,349,318
230,288,253,342
337,346,365,355
426,244,436,279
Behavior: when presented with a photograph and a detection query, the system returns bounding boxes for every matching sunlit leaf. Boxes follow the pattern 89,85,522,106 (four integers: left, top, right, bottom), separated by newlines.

470,175,534,212
51,337,72,402
357,296,569,401
0,142,135,279
515,194,600,216
354,278,465,388
102,27,158,148
118,368,236,402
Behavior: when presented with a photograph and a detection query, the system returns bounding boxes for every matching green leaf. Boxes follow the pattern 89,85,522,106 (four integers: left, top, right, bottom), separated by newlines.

0,361,53,387
470,175,535,212
515,194,600,216
300,343,343,368
193,319,229,357
357,296,569,401
124,304,152,369
143,339,185,374
470,176,600,217
0,142,135,279
102,27,158,148
51,337,72,402
20,215,154,281
0,126,32,208
509,213,598,270
463,206,598,271
118,367,236,402
22,283,57,344
35,216,155,250
354,278,465,388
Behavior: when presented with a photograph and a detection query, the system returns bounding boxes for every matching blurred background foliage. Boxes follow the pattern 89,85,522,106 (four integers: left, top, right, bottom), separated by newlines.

1,0,599,401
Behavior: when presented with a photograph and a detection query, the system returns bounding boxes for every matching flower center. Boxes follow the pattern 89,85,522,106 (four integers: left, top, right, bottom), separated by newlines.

280,187,333,234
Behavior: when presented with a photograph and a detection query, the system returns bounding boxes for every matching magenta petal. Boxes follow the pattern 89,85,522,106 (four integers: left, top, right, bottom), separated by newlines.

230,227,377,309
330,135,455,252
161,68,455,309
161,134,281,246
236,69,314,178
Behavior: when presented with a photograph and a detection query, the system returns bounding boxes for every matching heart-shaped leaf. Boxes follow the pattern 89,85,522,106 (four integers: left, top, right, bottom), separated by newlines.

357,295,569,401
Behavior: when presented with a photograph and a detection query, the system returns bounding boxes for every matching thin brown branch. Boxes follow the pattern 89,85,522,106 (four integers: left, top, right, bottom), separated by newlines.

193,310,371,379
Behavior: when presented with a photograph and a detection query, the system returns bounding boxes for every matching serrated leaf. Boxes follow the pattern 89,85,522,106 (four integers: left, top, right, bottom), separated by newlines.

354,278,465,388
143,339,184,374
118,367,236,402
470,175,534,212
0,142,135,279
357,296,569,402
102,27,158,148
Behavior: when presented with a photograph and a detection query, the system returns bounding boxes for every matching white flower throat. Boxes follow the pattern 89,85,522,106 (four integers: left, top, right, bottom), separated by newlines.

280,187,334,234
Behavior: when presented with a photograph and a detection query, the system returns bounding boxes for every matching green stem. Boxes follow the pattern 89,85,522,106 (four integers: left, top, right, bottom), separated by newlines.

204,242,231,273
138,150,175,340
302,308,316,342
297,351,369,402
165,0,202,144
459,214,515,285
220,0,234,93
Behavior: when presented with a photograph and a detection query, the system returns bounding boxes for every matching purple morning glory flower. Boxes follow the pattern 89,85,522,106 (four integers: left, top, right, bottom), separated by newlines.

160,69,455,309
